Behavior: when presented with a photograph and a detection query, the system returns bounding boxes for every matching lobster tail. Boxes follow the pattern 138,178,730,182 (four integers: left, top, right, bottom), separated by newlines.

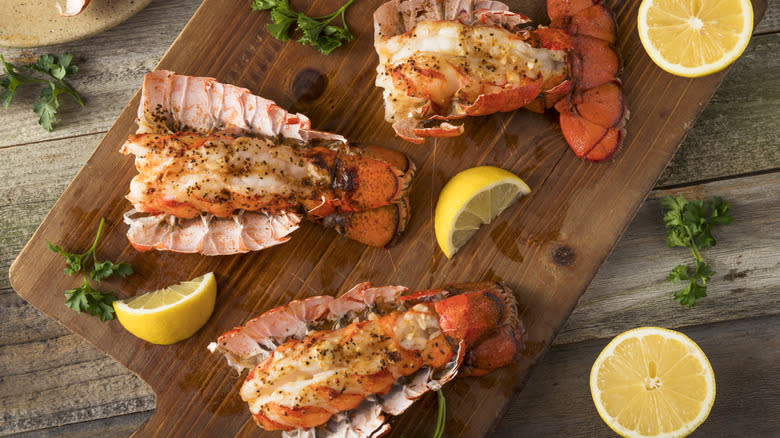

123,71,416,254
209,281,524,436
373,0,628,162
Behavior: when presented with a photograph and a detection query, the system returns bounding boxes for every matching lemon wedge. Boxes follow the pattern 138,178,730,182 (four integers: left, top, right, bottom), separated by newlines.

434,166,530,258
590,327,716,438
113,272,217,345
637,0,753,77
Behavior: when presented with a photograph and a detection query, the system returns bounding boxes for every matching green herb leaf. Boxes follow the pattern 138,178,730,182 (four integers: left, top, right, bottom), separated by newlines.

313,25,353,54
34,86,59,131
297,14,326,41
1,55,29,108
268,8,297,41
91,260,133,282
661,195,733,307
48,218,131,321
666,264,690,283
251,0,280,11
710,196,734,226
47,240,84,275
64,283,91,312
670,261,712,307
64,280,117,321
0,53,84,130
250,0,355,54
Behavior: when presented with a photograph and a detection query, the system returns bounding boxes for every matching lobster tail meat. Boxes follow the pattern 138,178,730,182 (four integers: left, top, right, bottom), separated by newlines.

122,71,415,254
240,306,455,431
209,283,408,372
373,0,628,161
374,3,570,144
209,281,524,436
121,133,410,219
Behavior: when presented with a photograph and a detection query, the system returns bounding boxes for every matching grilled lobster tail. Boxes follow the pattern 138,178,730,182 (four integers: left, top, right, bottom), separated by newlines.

122,71,415,255
208,281,524,436
373,0,628,161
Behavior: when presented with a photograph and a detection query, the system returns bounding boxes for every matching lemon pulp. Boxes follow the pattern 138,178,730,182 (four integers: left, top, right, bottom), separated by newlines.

637,0,753,77
590,327,716,438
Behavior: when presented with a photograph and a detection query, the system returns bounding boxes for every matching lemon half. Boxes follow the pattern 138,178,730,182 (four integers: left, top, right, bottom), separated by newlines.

590,327,716,438
637,0,753,77
113,272,217,345
434,166,530,258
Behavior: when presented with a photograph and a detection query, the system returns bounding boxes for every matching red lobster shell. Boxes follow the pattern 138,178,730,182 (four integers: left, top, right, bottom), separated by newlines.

208,281,524,436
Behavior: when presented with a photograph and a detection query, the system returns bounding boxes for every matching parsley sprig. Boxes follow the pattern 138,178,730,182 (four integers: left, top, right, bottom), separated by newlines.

47,218,133,321
250,0,356,55
661,195,734,307
433,389,446,438
1,53,85,131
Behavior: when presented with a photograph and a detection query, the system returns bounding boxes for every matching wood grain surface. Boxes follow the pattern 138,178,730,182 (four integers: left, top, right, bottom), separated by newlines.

3,0,777,437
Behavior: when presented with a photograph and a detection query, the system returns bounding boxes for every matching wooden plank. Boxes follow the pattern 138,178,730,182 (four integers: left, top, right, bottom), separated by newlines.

0,288,156,435
1,1,776,437
756,0,780,33
557,171,780,345
657,33,780,187
4,412,154,438
495,314,780,437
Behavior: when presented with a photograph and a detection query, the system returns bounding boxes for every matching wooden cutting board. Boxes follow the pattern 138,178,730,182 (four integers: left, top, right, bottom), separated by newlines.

9,0,767,436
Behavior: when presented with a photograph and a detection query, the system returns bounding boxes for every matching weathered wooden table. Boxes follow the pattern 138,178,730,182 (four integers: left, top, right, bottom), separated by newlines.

1,0,778,436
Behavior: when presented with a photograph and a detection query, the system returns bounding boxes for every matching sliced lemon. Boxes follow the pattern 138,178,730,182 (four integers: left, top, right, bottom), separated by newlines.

434,166,530,258
590,327,716,438
637,0,753,77
113,272,217,345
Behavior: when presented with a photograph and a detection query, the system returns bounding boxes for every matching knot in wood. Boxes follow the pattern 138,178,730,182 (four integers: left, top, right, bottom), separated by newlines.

552,245,575,266
292,68,327,102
